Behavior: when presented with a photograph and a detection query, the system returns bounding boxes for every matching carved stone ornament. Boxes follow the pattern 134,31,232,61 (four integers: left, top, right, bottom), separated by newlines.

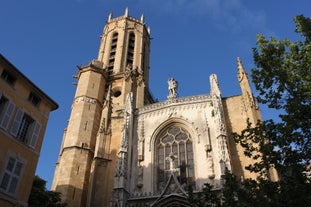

74,96,97,104
166,152,179,173
124,67,132,80
207,154,215,179
167,77,178,99
137,165,143,188
137,74,144,86
114,93,134,189
98,118,105,133
124,65,144,85
237,57,245,82
138,119,145,161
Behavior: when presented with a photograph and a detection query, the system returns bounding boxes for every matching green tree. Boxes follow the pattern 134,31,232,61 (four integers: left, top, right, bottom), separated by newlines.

188,15,311,207
28,175,67,207
188,182,220,207
234,14,311,206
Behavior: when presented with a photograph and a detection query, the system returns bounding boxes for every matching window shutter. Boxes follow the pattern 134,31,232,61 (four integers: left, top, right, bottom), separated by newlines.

0,157,16,191
8,177,18,194
0,172,10,191
0,101,15,130
14,161,23,176
10,108,24,137
29,121,41,149
8,160,23,194
0,156,24,195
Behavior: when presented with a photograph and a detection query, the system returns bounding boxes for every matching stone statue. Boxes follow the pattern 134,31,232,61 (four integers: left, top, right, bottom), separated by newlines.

207,154,215,179
166,152,178,173
137,165,143,188
168,77,178,99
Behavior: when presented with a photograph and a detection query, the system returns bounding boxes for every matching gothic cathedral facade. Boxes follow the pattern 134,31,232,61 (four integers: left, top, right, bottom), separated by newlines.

51,9,262,207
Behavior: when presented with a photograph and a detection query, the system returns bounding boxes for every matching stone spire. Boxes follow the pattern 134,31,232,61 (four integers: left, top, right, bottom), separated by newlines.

237,57,258,111
210,74,231,175
237,57,247,83
140,13,145,23
108,12,112,22
112,93,133,207
124,7,129,17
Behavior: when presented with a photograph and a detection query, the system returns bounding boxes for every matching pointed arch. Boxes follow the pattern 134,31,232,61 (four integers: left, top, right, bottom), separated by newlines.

150,118,198,193
149,118,198,152
151,194,192,207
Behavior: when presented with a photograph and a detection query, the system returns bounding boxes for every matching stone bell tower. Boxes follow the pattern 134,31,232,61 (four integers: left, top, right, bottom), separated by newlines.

51,8,153,207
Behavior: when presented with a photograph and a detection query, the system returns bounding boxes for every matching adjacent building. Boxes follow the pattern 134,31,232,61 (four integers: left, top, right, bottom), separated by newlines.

52,9,263,207
0,54,58,207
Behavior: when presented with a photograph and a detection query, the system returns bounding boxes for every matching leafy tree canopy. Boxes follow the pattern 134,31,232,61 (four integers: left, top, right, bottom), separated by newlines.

188,15,311,207
249,14,311,179
28,175,67,207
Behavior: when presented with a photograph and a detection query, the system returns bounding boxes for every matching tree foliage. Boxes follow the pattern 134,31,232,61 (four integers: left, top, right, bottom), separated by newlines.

252,15,311,162
250,14,310,205
189,15,311,207
28,175,67,207
188,182,220,207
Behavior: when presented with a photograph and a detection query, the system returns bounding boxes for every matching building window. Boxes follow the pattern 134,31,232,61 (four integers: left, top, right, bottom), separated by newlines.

28,92,41,107
108,32,118,73
17,114,33,142
0,155,24,195
10,108,41,149
1,70,16,86
0,91,15,130
156,126,195,192
142,41,146,72
126,32,135,67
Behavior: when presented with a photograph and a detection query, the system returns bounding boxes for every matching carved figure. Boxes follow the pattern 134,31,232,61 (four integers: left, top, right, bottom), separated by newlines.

207,154,215,179
168,77,178,98
137,165,143,188
166,152,178,172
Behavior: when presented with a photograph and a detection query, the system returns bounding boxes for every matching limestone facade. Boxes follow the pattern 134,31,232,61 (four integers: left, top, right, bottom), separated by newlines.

52,9,262,207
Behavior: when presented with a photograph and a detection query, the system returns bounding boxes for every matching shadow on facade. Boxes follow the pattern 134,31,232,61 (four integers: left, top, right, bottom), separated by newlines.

90,149,119,206
222,98,245,179
54,184,85,207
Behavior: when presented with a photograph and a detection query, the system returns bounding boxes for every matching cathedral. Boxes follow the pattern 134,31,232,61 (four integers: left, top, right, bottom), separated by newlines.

51,8,262,207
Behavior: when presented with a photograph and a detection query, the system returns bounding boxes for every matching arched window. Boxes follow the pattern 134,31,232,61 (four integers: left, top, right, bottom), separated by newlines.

126,32,135,67
108,32,118,74
156,126,195,192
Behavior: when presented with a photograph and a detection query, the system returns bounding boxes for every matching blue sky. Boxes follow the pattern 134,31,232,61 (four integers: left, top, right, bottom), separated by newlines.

1,0,310,189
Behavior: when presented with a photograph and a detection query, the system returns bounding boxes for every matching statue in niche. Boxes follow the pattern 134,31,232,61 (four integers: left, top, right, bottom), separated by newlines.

137,165,143,188
207,153,215,179
168,77,178,99
220,160,226,176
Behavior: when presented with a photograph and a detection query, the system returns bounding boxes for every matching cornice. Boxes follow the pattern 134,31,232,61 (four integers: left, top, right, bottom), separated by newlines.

137,94,211,115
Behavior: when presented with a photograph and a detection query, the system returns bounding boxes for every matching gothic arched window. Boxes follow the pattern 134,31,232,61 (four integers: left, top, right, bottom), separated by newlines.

108,32,118,74
156,126,195,192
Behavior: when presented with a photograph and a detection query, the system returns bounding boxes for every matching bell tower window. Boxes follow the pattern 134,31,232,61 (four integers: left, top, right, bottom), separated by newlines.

141,42,146,72
108,32,118,74
126,32,135,67
155,126,195,192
